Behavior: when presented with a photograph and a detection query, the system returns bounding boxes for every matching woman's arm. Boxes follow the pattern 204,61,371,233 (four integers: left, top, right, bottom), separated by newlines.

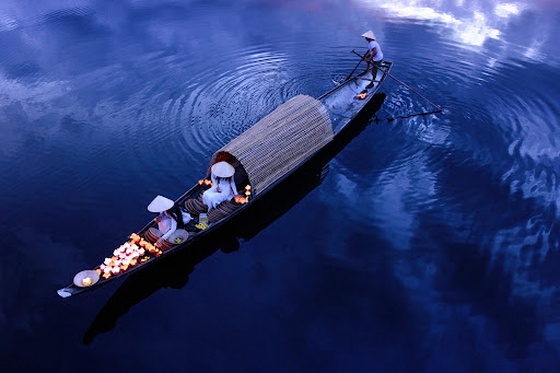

157,216,177,245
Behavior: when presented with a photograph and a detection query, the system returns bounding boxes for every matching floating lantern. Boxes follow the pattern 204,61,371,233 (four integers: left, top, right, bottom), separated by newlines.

243,185,252,201
198,179,214,186
95,232,169,280
130,233,141,243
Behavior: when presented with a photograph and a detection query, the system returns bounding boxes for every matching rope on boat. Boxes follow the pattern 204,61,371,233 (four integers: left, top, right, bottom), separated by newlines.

184,194,240,224
184,195,207,215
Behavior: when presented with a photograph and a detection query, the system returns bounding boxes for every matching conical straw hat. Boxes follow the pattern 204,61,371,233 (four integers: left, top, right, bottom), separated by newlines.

361,30,376,40
73,270,100,287
147,195,174,213
211,161,235,178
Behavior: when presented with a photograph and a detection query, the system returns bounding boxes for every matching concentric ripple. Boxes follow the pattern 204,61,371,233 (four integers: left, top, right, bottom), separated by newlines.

1,0,560,370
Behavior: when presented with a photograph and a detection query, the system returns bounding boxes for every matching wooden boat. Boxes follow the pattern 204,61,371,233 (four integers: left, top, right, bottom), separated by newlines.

82,93,389,343
57,61,393,298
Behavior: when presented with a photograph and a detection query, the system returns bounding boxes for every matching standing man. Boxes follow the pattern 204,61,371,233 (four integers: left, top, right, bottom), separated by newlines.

362,30,384,89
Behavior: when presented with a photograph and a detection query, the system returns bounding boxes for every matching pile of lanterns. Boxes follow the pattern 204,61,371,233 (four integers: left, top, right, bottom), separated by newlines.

92,183,253,281
132,233,164,257
95,233,161,280
234,185,251,204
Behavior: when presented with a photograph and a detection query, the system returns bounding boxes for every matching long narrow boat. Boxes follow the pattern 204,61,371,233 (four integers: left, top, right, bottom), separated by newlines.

57,61,393,298
83,93,388,343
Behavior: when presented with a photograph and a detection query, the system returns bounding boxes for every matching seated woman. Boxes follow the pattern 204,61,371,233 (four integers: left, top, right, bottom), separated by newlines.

202,161,238,211
147,195,192,246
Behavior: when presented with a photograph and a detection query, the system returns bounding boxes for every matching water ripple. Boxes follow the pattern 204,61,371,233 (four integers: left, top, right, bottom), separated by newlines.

1,0,560,368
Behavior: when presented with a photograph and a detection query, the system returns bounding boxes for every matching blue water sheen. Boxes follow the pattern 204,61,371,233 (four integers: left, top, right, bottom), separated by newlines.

1,0,560,372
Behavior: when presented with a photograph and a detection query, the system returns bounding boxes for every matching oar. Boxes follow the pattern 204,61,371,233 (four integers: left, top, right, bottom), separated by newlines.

351,50,443,113
344,49,366,81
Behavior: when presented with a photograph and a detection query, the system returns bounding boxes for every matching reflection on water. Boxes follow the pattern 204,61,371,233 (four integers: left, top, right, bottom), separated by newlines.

1,0,560,371
357,0,559,66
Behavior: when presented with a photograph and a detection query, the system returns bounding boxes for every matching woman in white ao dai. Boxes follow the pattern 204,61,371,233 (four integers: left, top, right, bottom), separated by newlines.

202,161,238,210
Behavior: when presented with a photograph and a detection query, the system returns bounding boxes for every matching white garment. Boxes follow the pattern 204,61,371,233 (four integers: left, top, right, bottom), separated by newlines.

202,173,238,211
368,40,383,62
157,210,192,243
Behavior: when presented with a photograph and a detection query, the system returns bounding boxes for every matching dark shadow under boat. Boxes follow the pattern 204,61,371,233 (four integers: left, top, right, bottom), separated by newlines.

82,93,387,344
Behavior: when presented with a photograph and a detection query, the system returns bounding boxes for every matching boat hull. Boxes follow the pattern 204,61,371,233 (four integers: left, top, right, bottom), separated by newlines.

57,62,393,298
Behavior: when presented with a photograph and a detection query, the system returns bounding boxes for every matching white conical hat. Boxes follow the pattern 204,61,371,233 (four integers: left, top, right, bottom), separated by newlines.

211,161,235,178
361,30,376,40
147,195,174,213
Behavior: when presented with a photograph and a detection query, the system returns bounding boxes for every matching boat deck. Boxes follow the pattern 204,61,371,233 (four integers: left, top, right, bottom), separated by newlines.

321,61,392,132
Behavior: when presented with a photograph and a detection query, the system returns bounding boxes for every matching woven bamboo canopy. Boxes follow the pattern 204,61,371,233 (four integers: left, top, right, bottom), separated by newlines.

209,95,333,196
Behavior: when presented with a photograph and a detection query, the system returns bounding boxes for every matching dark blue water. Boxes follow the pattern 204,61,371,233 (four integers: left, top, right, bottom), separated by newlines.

2,0,560,371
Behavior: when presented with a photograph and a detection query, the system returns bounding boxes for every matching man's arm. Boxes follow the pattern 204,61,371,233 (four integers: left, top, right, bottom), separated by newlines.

363,50,372,71
365,47,377,62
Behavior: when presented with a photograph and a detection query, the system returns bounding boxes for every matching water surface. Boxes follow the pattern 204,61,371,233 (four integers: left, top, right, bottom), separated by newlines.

1,0,560,371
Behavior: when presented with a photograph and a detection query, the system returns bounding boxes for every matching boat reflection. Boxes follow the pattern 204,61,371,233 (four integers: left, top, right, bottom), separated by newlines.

83,93,387,344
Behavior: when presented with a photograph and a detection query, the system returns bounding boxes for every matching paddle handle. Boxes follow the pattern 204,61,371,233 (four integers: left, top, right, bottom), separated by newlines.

344,49,366,81
351,50,443,112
